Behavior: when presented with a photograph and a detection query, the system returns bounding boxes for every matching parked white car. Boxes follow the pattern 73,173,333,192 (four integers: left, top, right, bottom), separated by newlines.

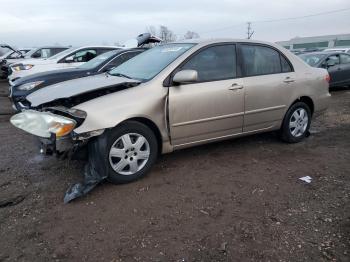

1,46,69,79
8,46,120,83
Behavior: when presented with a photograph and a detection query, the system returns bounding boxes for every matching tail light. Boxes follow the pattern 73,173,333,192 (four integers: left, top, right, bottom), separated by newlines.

324,74,330,83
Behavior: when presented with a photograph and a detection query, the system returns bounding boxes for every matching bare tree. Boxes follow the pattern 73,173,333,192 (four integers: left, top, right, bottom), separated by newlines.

146,26,157,37
159,25,176,43
147,25,177,43
184,31,200,39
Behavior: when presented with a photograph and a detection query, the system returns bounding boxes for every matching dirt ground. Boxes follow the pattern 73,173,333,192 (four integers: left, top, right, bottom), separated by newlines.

0,79,349,262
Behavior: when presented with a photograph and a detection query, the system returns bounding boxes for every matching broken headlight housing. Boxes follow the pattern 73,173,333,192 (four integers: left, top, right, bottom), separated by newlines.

10,110,77,138
17,81,44,91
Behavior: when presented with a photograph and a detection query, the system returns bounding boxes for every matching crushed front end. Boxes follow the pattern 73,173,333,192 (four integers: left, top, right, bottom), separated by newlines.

10,107,104,157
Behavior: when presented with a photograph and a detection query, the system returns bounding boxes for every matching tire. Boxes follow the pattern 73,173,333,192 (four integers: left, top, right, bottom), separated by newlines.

105,121,158,184
280,102,311,143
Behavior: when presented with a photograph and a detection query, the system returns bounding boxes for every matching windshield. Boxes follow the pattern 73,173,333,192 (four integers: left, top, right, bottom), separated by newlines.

299,53,327,67
109,43,195,81
23,48,38,58
78,50,119,69
48,47,76,60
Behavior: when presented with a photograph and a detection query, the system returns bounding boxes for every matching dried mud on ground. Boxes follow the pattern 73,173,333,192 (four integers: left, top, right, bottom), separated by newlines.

0,80,349,261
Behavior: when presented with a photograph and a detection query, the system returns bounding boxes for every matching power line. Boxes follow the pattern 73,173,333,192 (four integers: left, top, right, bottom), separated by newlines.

199,7,350,35
253,7,350,23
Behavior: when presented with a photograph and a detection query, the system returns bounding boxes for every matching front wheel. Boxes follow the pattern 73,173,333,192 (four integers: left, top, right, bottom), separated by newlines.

280,102,311,143
106,121,158,184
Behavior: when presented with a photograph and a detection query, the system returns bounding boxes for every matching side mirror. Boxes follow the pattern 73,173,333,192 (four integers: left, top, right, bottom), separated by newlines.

326,60,336,67
65,56,74,63
173,70,198,84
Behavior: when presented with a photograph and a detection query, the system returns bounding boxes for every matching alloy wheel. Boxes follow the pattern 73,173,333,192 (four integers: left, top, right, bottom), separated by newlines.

109,133,150,175
289,108,309,137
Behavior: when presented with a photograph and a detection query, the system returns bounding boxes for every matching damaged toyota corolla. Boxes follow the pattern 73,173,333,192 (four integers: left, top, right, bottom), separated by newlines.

10,39,331,202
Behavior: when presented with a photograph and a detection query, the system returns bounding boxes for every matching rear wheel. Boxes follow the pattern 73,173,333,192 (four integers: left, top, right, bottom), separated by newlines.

106,121,158,184
280,102,311,143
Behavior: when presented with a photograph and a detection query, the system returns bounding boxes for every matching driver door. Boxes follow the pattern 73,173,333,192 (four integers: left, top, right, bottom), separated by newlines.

168,44,244,147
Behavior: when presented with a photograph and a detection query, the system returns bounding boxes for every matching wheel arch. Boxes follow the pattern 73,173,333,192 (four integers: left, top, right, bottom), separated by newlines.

119,117,163,155
291,96,314,116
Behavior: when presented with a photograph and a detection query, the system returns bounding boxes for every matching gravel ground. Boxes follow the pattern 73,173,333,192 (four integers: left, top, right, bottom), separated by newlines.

0,79,349,262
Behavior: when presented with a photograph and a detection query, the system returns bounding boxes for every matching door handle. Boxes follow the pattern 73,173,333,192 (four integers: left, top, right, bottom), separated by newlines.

229,83,244,90
283,77,295,83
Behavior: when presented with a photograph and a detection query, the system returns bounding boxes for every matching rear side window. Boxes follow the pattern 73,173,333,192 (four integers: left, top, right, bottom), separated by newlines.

281,55,292,72
181,44,236,82
241,45,292,76
40,49,52,58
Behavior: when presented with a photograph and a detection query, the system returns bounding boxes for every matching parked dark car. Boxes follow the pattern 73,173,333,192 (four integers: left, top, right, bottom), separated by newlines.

299,52,350,88
9,48,147,111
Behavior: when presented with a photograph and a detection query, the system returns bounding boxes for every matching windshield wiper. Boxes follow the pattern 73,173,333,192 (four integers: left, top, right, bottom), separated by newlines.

109,72,132,79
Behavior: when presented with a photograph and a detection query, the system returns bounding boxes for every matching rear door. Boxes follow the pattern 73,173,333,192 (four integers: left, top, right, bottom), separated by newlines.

168,44,245,146
239,44,295,132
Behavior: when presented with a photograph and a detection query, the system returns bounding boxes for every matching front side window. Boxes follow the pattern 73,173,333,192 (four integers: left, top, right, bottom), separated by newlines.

49,47,76,60
340,54,350,64
180,44,236,82
70,49,97,62
299,53,327,67
241,45,284,76
109,43,195,81
327,55,340,65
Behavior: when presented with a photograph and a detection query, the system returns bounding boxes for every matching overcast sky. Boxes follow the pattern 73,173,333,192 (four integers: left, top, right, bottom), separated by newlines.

1,0,350,47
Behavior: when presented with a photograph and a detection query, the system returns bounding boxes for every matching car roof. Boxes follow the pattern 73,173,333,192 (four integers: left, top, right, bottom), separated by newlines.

31,46,70,49
173,38,279,46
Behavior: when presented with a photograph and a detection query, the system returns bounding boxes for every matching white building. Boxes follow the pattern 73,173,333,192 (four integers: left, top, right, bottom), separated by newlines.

276,34,350,51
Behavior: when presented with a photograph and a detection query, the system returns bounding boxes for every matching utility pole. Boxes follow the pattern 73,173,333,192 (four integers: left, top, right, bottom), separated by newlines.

247,22,254,39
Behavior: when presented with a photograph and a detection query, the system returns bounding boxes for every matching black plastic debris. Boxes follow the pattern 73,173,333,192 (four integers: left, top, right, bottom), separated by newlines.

64,133,109,203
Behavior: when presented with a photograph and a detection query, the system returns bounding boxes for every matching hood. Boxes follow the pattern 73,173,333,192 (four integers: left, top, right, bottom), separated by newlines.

27,73,140,107
0,44,24,58
11,58,54,67
13,68,87,87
